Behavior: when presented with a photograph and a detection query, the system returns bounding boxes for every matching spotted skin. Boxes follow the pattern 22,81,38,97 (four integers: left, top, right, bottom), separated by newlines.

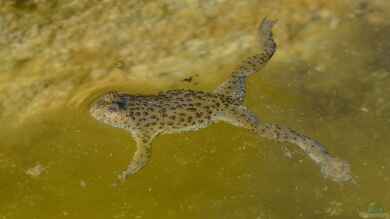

89,18,353,183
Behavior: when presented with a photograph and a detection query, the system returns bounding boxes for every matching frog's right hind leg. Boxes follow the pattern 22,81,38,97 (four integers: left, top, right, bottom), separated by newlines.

217,106,353,183
213,18,277,104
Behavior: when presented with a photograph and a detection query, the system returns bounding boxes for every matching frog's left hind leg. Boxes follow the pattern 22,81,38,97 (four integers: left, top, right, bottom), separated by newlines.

118,131,156,181
217,106,353,183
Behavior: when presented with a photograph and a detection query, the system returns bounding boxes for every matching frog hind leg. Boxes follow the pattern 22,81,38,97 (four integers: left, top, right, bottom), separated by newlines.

213,18,277,104
217,105,353,183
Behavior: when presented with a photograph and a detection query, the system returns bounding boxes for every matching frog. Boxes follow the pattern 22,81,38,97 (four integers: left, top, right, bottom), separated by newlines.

89,18,353,183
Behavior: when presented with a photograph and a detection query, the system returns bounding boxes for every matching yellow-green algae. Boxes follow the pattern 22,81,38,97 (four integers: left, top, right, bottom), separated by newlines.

0,0,390,218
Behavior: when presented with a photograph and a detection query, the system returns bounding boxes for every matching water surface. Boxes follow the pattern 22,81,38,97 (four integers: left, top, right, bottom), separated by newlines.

0,0,389,218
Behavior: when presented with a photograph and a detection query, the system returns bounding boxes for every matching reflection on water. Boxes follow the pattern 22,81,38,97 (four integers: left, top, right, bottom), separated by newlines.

0,0,389,218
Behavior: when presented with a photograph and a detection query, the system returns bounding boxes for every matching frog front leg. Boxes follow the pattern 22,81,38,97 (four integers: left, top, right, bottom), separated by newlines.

118,130,157,182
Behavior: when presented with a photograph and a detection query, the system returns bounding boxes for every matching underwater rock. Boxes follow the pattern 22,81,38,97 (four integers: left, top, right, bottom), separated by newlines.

0,0,388,125
25,163,45,177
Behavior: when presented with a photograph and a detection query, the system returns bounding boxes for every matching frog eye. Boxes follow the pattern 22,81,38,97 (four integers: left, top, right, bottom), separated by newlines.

113,98,129,110
108,103,120,112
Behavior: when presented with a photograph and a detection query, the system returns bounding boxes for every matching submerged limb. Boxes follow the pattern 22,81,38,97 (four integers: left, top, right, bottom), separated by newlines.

214,18,277,103
118,131,155,182
256,124,352,183
217,106,353,183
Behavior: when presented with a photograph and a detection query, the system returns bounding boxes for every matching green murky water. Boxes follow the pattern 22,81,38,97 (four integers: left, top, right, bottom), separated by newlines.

1,1,390,218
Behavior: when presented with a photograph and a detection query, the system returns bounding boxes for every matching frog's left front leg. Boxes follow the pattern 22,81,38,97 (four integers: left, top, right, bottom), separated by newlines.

119,130,157,181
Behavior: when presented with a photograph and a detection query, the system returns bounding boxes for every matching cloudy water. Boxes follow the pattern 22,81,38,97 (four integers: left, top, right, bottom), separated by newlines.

0,0,389,218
